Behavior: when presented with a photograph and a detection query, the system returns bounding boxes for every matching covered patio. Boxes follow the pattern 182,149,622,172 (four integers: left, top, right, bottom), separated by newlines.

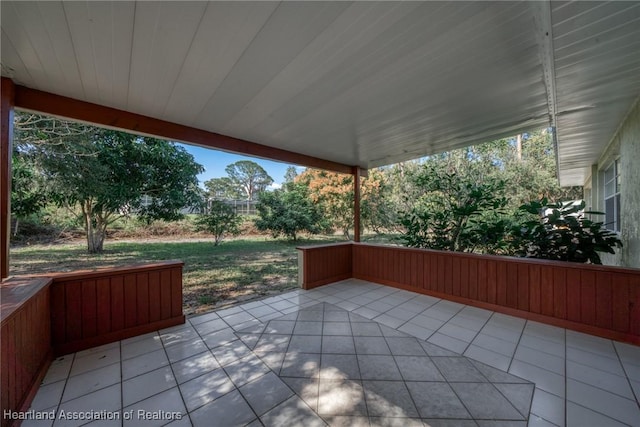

24,278,640,426
2,2,640,427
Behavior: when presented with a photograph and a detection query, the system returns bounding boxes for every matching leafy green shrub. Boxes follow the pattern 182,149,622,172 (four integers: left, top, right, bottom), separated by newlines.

195,201,241,245
512,199,622,264
255,183,327,241
399,163,509,252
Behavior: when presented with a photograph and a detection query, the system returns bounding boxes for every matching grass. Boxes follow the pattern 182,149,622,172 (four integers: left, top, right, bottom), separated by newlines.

10,235,343,314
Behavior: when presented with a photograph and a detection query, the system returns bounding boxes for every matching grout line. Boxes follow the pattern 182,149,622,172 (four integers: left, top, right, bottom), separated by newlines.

117,342,123,427
507,316,528,374
564,326,568,427
612,344,640,407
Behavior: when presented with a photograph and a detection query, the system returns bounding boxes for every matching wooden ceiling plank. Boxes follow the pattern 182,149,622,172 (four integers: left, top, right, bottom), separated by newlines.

82,1,135,110
163,2,277,125
1,3,48,89
0,29,36,89
35,1,85,100
194,2,350,130
129,2,207,118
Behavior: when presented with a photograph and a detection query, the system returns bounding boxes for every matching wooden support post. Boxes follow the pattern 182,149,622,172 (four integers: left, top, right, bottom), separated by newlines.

353,166,361,242
1,78,15,280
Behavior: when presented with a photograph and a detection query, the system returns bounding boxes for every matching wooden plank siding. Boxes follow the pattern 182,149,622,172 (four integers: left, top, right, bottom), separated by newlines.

1,261,186,424
47,261,185,355
1,278,52,427
297,243,353,289
298,243,640,345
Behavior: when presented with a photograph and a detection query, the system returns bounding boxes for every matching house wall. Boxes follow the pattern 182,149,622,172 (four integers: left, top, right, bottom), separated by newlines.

585,98,640,268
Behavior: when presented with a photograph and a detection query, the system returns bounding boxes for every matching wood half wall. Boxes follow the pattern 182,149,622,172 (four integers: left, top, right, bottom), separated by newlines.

1,278,52,427
298,243,640,345
46,260,185,355
0,260,185,425
298,243,353,289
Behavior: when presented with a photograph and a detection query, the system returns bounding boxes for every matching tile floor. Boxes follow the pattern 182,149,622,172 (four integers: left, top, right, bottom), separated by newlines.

26,279,640,427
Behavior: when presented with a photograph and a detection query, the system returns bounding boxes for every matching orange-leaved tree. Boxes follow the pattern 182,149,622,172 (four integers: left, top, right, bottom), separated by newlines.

295,169,389,239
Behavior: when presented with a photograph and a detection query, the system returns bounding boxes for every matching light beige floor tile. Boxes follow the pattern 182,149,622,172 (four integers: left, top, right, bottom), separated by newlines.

62,362,121,402
122,366,176,407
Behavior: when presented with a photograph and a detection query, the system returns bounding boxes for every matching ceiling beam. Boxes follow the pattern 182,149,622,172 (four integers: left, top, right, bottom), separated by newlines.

13,84,356,175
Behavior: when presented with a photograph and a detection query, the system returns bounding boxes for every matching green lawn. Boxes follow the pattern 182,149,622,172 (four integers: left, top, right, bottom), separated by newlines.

10,236,342,314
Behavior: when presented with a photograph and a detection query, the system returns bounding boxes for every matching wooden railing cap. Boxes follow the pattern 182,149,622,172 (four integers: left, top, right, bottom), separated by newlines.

19,260,185,282
296,242,353,251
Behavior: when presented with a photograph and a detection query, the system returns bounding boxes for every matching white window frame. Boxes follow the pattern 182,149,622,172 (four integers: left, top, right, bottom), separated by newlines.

603,159,621,232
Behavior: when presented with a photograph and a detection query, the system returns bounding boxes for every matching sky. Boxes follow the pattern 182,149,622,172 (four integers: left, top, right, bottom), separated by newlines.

176,143,305,189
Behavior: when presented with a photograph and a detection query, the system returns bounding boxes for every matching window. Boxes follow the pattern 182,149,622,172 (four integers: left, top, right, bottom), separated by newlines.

604,160,621,232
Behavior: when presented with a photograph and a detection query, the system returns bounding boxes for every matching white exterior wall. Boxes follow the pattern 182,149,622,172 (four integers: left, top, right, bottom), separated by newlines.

585,98,640,268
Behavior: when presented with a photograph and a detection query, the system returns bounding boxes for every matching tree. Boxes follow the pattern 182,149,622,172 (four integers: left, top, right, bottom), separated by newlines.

296,168,401,238
10,152,47,235
225,160,274,201
399,161,510,252
359,169,396,233
284,166,298,183
255,182,327,240
196,201,241,245
204,177,243,200
296,169,353,238
15,113,204,253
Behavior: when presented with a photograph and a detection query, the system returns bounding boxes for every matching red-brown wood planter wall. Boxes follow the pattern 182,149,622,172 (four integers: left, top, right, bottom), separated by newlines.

0,260,185,426
48,261,185,355
299,243,640,345
298,243,352,289
1,278,52,427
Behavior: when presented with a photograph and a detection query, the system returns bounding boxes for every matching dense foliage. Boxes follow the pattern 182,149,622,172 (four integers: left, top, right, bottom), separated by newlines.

255,183,327,240
12,113,204,253
399,162,510,253
10,154,47,235
295,169,391,238
512,200,622,264
13,116,617,265
203,160,274,215
195,201,241,246
396,130,620,263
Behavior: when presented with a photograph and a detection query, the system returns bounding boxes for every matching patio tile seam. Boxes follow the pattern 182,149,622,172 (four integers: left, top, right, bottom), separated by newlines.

468,336,517,358
45,353,76,416
529,411,562,427
350,343,372,419
517,339,568,361
271,302,534,423
356,297,535,422
566,359,631,386
613,341,640,407
169,311,244,425
566,399,636,427
464,320,490,354
566,375,640,408
121,366,179,408
505,315,530,375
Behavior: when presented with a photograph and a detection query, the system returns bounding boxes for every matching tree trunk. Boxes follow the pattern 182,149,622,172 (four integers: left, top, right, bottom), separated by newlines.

343,228,351,240
87,227,106,253
83,201,106,253
516,134,522,162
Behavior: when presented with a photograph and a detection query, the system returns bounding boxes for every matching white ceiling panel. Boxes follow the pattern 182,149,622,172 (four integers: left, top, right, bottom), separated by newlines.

551,0,640,185
64,1,135,108
2,1,639,186
128,1,207,116
162,2,278,125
